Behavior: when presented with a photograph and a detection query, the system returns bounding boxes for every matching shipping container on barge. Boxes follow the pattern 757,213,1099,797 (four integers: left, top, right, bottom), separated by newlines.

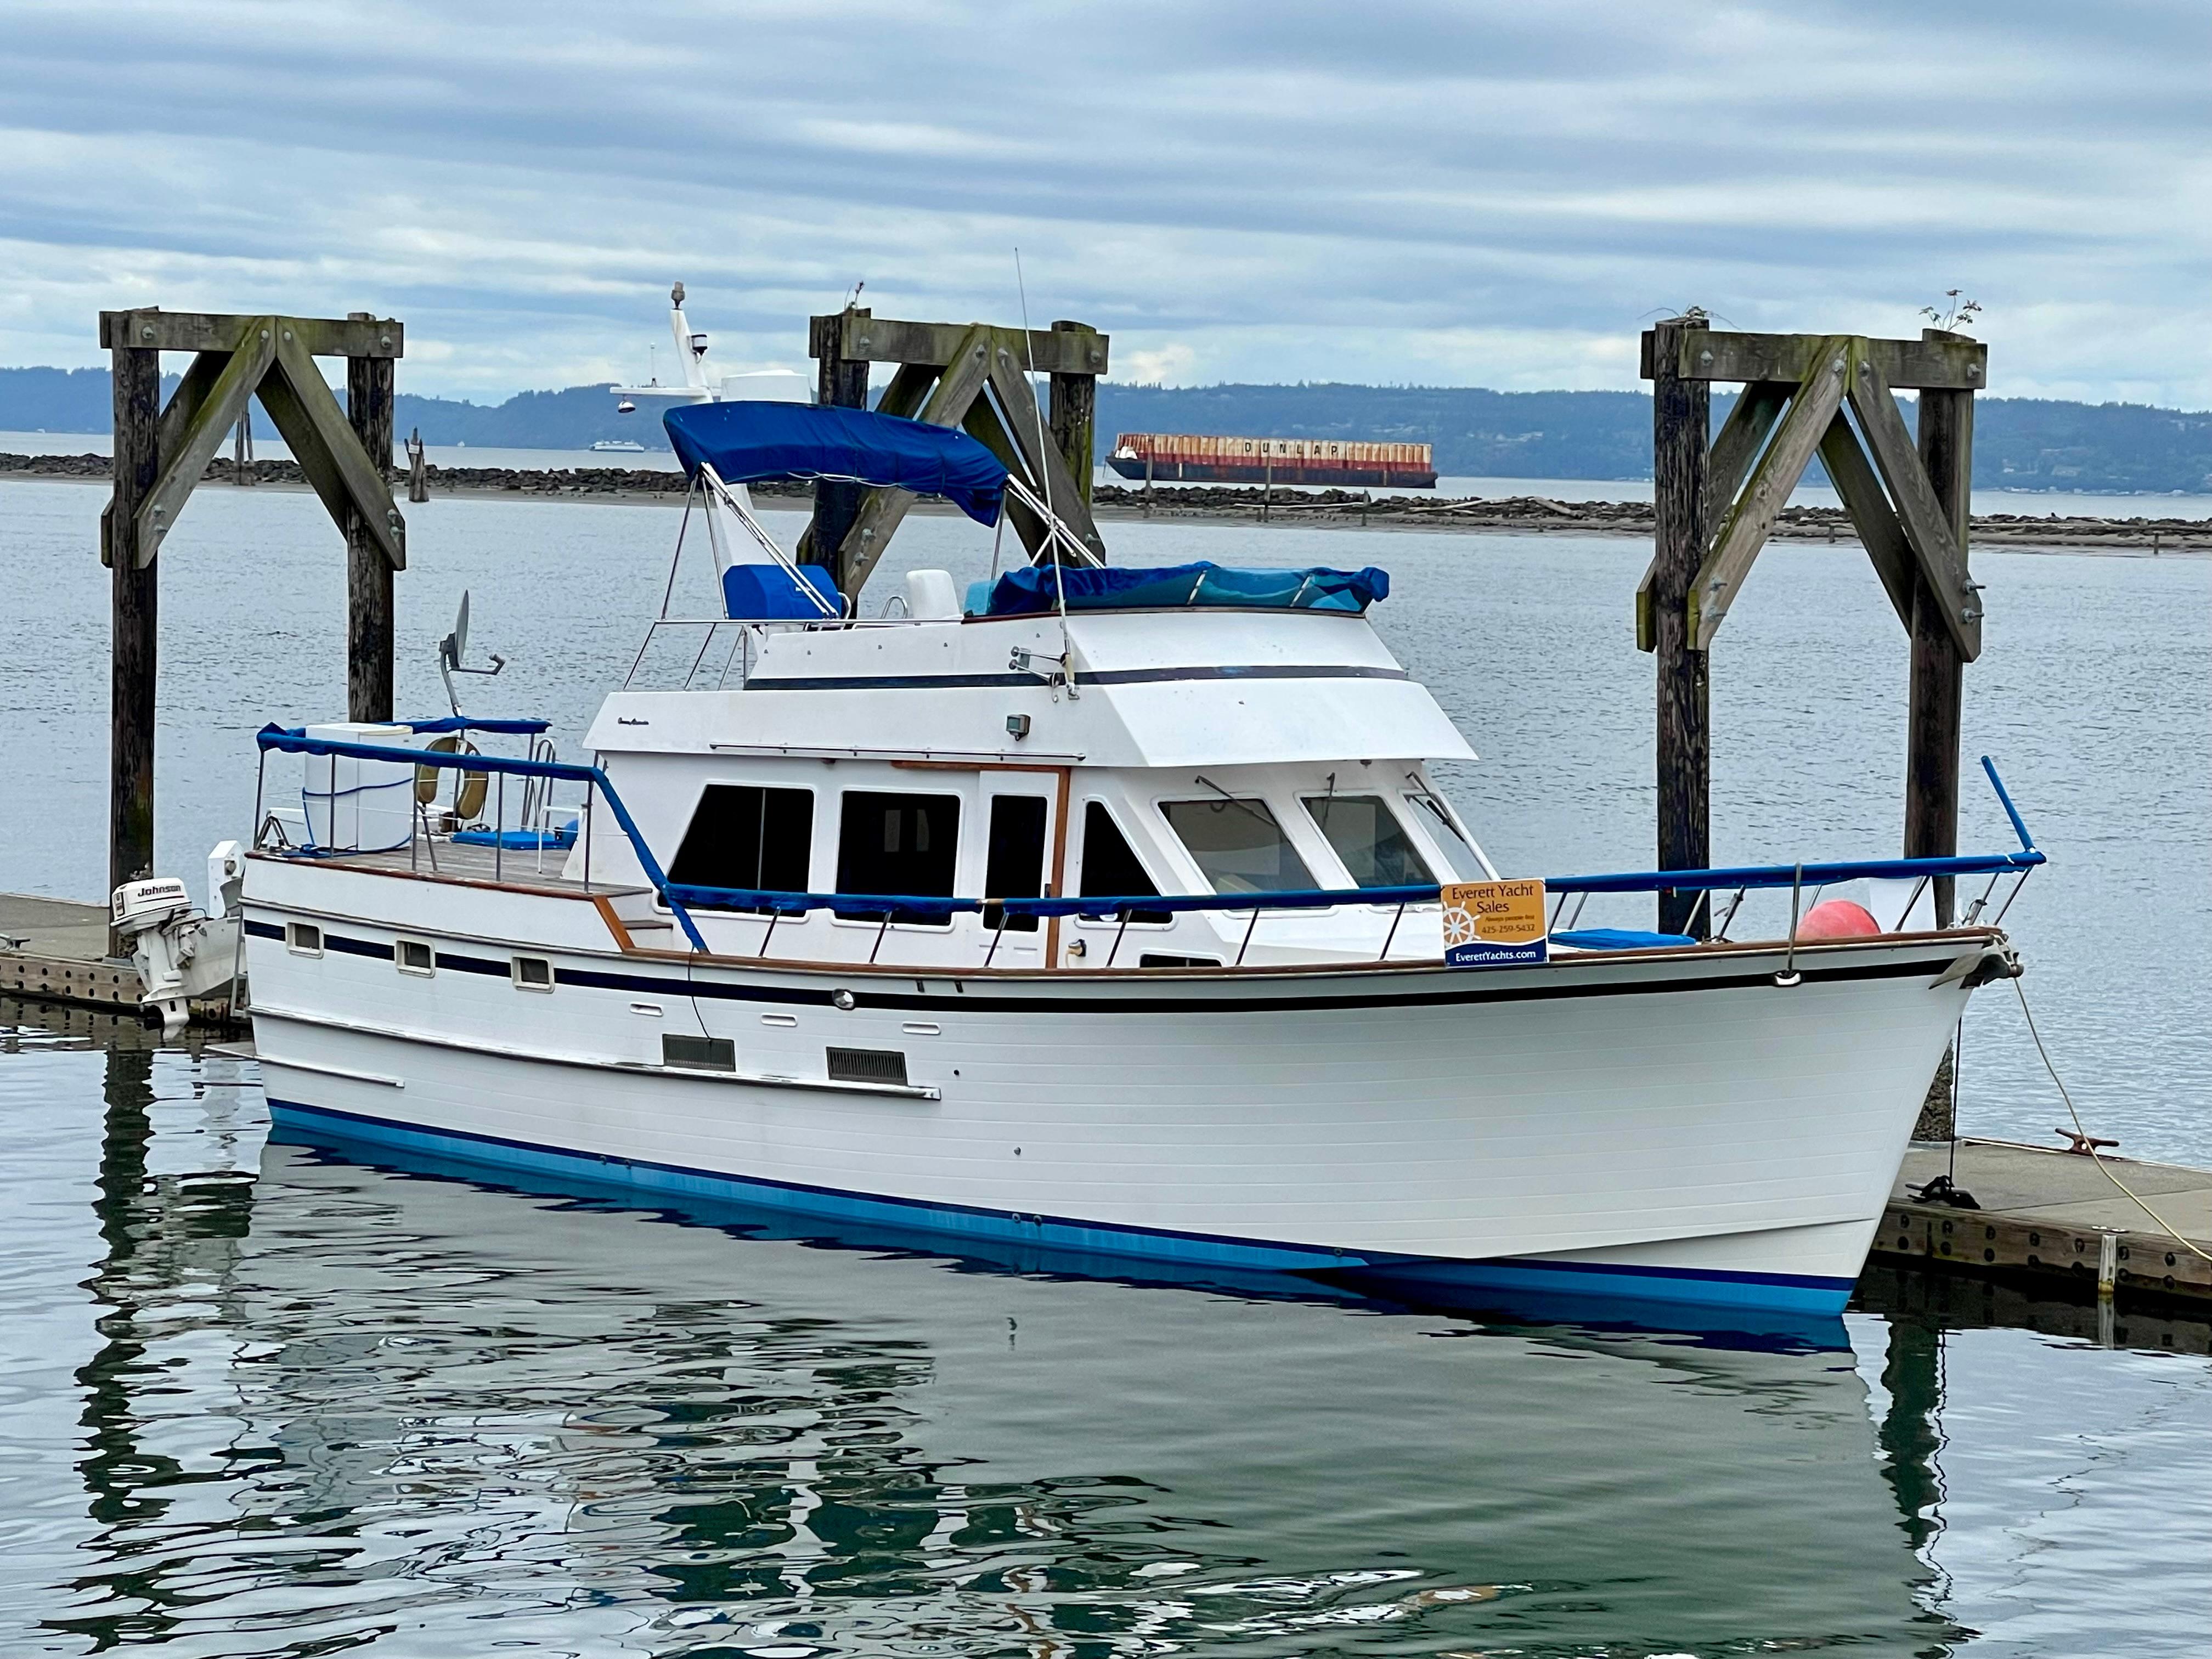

1108,432,1437,489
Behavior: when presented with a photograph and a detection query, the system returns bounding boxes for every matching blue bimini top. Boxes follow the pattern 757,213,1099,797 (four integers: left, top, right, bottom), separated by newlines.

664,400,1010,526
978,561,1390,618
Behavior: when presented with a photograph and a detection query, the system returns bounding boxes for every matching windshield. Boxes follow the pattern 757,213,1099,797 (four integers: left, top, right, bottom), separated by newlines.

1304,793,1434,888
1161,797,1316,895
1406,791,1489,881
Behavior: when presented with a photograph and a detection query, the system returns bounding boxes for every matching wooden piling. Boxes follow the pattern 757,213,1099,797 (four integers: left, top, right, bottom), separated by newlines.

1047,320,1098,507
1649,314,1711,936
346,318,397,723
108,340,161,941
1907,333,1974,927
806,308,871,590
406,427,428,504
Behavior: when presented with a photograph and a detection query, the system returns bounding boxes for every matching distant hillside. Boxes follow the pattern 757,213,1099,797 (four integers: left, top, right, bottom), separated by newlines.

7,366,2210,494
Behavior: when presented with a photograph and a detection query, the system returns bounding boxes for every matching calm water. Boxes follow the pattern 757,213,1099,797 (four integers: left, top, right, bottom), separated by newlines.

4,479,2212,1653
5,1017,2212,1656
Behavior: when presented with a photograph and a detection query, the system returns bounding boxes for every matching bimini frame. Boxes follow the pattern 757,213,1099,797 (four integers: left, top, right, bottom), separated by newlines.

623,457,1105,692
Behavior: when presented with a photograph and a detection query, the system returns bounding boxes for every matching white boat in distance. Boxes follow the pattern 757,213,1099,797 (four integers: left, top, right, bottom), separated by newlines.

234,397,2039,1321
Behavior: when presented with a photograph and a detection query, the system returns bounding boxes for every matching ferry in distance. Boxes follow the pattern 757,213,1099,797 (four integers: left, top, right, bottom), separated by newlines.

589,438,647,453
1110,432,1437,489
153,386,2041,1329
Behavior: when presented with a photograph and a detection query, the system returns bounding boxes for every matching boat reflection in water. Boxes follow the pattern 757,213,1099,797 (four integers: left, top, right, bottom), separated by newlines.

58,1040,1967,1656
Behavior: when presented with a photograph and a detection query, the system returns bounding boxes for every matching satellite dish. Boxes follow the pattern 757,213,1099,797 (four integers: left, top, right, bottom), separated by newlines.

436,589,505,716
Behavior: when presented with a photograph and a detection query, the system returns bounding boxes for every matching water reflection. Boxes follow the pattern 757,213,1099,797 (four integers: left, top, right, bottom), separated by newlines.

2,1024,1985,1657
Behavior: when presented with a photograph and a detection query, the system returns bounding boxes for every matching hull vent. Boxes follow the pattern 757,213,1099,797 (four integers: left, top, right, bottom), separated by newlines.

663,1034,736,1071
827,1046,909,1086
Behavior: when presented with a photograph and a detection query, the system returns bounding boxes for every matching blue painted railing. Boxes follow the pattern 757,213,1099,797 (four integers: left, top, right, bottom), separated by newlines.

258,726,2043,951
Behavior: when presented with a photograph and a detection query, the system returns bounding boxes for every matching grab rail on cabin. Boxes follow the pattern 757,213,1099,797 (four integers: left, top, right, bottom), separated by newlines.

258,728,2044,955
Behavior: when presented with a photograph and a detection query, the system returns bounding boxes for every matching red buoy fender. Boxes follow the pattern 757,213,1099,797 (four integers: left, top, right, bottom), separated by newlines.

1798,899,1882,940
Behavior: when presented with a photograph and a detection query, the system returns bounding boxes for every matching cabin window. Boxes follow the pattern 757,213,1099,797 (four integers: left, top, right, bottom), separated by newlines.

511,955,554,991
1406,791,1489,881
1077,802,1168,923
1304,793,1434,888
285,922,322,956
1160,797,1316,896
835,792,960,924
396,938,435,976
669,784,814,910
982,795,1048,932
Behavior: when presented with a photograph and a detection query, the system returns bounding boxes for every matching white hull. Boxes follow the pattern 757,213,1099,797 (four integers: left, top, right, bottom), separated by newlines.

245,889,1998,1317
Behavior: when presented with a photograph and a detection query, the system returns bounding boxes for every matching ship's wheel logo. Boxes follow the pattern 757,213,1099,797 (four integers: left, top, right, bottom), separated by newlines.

1442,906,1478,947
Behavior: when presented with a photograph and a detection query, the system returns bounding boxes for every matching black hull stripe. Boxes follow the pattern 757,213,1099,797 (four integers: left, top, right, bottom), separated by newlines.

287,926,1952,1014
743,663,1409,693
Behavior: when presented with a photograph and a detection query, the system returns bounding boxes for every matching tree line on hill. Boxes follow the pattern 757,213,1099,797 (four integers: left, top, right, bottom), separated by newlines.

5,364,2210,494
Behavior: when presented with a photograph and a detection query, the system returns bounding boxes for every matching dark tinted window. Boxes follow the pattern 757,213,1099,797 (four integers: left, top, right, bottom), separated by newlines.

669,785,814,910
983,795,1048,932
1078,802,1168,923
836,792,960,924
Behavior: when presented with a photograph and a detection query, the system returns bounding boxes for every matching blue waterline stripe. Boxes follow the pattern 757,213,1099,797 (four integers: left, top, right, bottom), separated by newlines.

264,1096,1853,1313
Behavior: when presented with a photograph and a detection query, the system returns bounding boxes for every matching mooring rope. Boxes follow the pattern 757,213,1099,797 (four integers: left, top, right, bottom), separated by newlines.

2012,976,2212,1266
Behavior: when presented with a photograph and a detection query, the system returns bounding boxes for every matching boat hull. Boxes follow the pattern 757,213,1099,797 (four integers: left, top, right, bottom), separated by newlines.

246,918,1998,1317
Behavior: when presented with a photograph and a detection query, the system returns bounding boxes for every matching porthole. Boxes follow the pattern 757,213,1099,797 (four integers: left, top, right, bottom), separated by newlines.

396,938,435,977
285,922,323,956
511,956,554,992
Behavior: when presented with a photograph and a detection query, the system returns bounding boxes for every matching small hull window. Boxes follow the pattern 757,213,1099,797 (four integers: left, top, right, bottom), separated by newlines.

1305,794,1434,888
285,922,323,956
1161,797,1316,895
511,956,554,991
396,938,435,975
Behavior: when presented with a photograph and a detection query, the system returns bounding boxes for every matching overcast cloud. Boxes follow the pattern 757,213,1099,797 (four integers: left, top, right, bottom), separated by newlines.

2,1,2206,402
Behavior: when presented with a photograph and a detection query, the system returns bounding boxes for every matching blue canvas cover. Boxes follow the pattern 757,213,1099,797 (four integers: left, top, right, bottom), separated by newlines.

664,401,1008,526
978,561,1389,618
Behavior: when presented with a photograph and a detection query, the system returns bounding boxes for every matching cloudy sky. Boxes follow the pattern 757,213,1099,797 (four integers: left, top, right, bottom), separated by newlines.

3,1,2206,403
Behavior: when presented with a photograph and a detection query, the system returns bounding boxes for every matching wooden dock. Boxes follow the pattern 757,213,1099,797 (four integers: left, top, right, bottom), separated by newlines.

1875,1137,2212,1305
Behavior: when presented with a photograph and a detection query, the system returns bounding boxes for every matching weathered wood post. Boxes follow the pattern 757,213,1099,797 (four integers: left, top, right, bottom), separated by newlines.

346,314,398,723
108,333,161,932
1262,455,1273,522
1143,450,1154,517
1649,313,1712,936
406,427,429,503
1047,319,1101,508
1908,328,1976,927
806,307,871,590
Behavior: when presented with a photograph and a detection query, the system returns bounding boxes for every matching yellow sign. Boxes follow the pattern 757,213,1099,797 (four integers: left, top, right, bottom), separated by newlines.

1442,878,1549,967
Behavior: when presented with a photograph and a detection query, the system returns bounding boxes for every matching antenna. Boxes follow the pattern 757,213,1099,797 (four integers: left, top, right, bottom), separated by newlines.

436,589,506,717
